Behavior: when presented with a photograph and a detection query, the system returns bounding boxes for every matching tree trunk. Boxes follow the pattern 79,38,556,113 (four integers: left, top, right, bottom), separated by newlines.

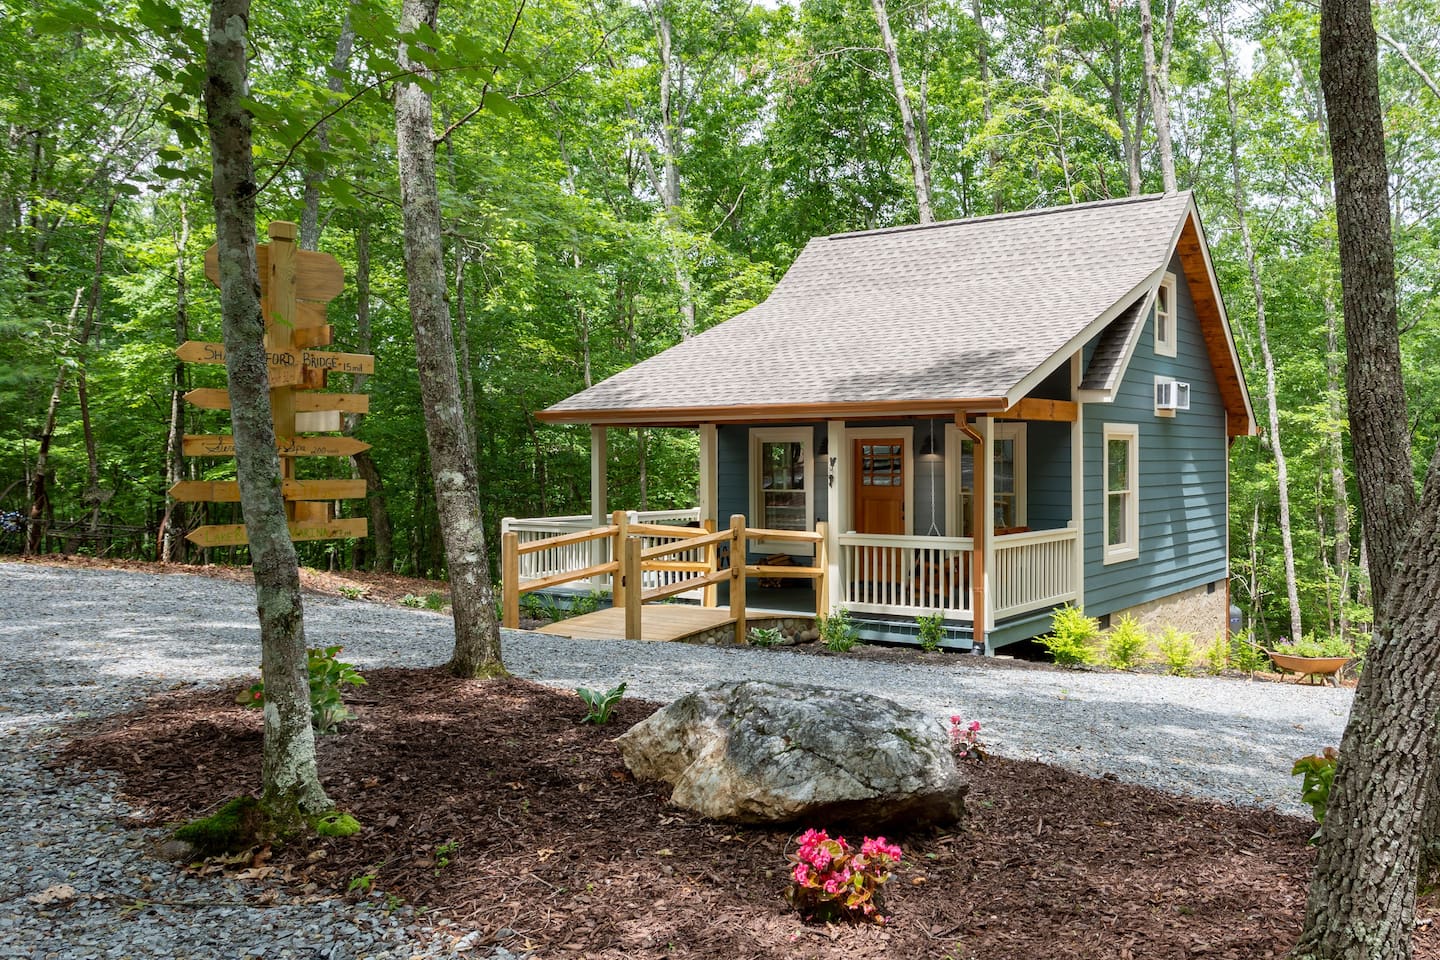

1324,286,1351,640
1139,0,1177,192
971,0,1002,214
872,0,934,222
645,2,698,338
161,199,191,563
25,289,83,556
204,0,329,824
395,0,506,678
76,195,118,533
1218,18,1303,642
1296,1,1437,954
299,12,355,251
452,246,478,463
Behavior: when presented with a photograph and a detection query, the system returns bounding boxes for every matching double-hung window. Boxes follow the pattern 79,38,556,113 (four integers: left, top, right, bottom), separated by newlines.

750,428,813,550
1154,273,1178,357
1103,423,1139,563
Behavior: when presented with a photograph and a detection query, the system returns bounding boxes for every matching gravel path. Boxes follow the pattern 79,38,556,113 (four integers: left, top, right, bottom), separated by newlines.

1,562,1352,957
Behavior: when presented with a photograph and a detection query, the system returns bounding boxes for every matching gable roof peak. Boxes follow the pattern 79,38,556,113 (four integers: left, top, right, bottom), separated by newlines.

825,190,1192,243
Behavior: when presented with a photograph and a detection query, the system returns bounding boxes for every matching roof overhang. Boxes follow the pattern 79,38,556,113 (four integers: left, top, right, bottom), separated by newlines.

533,396,1011,428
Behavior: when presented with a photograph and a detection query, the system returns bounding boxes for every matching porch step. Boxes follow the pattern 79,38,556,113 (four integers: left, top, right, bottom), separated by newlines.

536,605,736,643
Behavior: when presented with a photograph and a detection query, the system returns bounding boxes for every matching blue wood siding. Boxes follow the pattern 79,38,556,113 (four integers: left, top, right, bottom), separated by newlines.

1081,251,1229,615
1027,420,1071,529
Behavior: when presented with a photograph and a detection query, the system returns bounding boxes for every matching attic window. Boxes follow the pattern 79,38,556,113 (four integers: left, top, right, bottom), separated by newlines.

1154,272,1178,357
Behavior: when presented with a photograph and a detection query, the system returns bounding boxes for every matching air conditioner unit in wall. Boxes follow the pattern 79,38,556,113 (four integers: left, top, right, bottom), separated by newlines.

1155,379,1190,412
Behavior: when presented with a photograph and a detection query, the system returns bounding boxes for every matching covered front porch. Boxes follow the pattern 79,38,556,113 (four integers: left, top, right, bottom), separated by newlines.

504,388,1085,652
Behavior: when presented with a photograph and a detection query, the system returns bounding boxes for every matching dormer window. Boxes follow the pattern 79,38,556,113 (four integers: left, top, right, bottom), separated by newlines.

1154,272,1177,357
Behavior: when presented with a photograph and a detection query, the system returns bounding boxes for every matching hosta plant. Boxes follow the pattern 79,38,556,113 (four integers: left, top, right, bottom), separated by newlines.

785,829,902,924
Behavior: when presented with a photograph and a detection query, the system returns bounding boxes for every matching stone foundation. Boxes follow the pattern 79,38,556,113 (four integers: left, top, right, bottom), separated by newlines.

679,615,815,647
1107,581,1228,640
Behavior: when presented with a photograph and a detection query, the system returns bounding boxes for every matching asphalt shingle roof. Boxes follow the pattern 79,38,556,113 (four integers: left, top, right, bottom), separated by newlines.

543,192,1194,421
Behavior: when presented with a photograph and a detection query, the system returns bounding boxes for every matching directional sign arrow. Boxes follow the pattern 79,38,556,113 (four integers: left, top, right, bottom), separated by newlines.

203,243,344,303
175,341,304,386
168,479,369,503
186,517,368,548
182,389,371,414
182,434,371,458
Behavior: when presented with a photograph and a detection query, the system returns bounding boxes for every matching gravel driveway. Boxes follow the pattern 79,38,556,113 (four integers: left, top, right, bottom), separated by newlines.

1,562,1352,958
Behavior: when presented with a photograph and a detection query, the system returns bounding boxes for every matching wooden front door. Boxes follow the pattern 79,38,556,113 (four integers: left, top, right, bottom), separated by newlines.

853,438,905,534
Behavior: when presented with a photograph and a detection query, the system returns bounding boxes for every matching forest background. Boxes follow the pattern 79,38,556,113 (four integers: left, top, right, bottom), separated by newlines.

3,0,1437,646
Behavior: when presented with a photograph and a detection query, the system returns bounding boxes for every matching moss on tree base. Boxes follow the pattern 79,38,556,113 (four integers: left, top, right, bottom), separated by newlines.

173,795,266,856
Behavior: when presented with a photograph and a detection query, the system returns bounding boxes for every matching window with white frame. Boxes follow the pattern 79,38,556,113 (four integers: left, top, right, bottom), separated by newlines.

1154,272,1178,357
750,428,813,541
1103,423,1139,563
954,423,1028,536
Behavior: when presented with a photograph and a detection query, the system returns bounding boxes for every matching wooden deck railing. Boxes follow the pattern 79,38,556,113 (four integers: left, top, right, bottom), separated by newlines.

991,526,1079,619
500,512,826,643
838,533,975,620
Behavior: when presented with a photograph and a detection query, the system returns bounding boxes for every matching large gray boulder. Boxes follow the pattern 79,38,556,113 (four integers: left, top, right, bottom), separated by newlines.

616,680,966,829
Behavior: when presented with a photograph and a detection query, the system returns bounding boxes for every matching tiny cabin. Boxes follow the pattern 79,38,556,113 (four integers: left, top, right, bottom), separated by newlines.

517,192,1255,652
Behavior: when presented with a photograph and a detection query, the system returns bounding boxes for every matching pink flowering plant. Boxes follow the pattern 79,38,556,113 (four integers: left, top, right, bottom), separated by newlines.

784,828,902,923
949,716,986,762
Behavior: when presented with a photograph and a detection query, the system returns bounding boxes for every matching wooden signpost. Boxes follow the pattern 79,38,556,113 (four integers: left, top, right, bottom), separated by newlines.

175,221,372,547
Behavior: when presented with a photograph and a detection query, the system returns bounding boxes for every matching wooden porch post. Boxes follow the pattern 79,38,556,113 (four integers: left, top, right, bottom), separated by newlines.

590,425,608,590
814,521,829,620
1070,352,1086,608
971,417,991,652
501,530,520,628
623,536,643,640
698,423,717,525
825,420,845,612
730,513,747,643
702,518,718,608
610,509,629,611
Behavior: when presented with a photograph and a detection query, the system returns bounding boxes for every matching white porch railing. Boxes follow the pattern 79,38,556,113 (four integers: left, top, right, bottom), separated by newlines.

838,533,975,620
501,509,701,586
991,526,1079,619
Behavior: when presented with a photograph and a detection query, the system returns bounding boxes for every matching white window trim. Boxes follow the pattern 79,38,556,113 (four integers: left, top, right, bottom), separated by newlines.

1102,423,1140,564
1154,272,1178,358
845,425,915,536
944,422,1027,536
749,427,815,555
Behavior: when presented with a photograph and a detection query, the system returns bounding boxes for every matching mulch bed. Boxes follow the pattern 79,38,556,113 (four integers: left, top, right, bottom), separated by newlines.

58,668,1440,959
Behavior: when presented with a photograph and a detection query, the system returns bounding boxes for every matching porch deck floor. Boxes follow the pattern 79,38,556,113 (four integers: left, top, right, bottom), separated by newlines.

536,605,736,642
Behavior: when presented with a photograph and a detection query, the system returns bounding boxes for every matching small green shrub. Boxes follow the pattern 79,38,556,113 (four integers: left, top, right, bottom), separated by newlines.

1201,634,1229,675
916,612,945,653
399,594,424,608
569,591,606,617
337,585,367,600
577,682,627,724
1293,747,1339,830
819,608,859,653
1039,605,1098,666
1276,633,1354,659
1102,614,1148,670
748,626,784,647
1155,626,1196,676
423,591,447,611
1229,629,1269,674
519,593,547,620
240,645,366,734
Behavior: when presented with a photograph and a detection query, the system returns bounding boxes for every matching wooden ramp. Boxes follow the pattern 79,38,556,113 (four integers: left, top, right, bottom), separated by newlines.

538,605,736,642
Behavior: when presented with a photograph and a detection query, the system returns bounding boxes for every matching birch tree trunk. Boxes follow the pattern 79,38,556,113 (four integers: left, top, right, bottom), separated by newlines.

1296,0,1439,954
299,12,354,251
204,0,329,824
971,0,1003,214
1218,19,1303,642
645,1,698,337
872,0,933,222
1139,0,1177,193
395,0,506,678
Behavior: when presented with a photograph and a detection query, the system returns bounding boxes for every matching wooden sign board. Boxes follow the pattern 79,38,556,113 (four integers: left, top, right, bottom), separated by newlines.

302,350,374,375
169,478,368,503
294,410,342,433
187,517,368,548
184,389,370,415
203,243,345,303
183,434,371,458
176,341,304,386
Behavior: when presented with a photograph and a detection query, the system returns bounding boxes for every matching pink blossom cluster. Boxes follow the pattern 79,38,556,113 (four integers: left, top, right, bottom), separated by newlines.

949,715,985,760
785,828,902,923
